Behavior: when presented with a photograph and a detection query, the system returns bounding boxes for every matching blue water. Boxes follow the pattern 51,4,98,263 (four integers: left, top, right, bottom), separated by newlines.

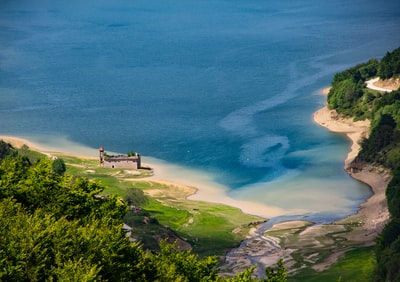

1,0,400,220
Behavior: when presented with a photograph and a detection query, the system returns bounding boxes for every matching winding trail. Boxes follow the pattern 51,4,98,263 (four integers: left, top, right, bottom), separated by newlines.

366,77,394,92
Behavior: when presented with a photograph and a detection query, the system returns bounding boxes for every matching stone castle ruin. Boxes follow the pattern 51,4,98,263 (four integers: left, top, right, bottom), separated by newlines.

99,146,141,169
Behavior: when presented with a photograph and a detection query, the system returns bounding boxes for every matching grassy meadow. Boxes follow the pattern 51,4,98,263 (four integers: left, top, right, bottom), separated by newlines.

56,153,264,257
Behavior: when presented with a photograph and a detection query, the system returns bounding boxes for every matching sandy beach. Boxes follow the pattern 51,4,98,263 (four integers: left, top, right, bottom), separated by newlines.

0,135,48,152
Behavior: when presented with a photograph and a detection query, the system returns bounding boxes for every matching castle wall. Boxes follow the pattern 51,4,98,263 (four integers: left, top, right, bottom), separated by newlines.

99,146,141,169
103,156,141,169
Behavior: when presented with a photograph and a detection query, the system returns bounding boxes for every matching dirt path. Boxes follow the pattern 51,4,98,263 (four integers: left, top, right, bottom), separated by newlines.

366,77,400,92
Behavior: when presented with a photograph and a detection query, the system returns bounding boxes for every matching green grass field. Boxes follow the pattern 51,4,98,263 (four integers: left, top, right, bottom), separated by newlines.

58,153,263,257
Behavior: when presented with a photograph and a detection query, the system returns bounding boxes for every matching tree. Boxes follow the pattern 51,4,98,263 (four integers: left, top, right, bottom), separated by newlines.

375,219,400,281
124,187,148,207
359,114,396,162
128,150,137,157
52,158,66,176
0,199,147,281
378,48,400,79
386,171,400,218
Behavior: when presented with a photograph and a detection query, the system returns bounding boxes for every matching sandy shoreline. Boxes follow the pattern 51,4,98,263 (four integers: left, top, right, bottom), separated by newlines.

0,135,98,160
313,89,390,240
0,135,285,218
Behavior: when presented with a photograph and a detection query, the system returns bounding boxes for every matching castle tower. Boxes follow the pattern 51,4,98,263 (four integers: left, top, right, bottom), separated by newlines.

99,145,105,166
136,153,141,169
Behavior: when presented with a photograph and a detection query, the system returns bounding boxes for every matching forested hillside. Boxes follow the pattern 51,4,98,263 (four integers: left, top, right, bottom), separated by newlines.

327,47,400,282
0,142,285,281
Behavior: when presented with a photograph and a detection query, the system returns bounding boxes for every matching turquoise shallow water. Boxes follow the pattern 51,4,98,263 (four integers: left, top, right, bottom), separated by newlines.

1,0,400,220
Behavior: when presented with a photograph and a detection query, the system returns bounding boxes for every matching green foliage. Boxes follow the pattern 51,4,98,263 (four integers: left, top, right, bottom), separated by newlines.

128,150,136,157
223,267,256,282
378,47,400,79
376,218,400,253
327,50,400,119
146,240,219,282
386,148,400,170
386,171,400,218
331,60,378,86
265,260,287,282
358,114,396,162
52,158,66,175
327,59,379,118
375,219,400,282
0,199,146,281
328,79,363,112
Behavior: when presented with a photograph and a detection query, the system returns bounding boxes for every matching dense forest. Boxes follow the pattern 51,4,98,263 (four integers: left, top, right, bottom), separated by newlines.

0,142,286,281
327,47,400,281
